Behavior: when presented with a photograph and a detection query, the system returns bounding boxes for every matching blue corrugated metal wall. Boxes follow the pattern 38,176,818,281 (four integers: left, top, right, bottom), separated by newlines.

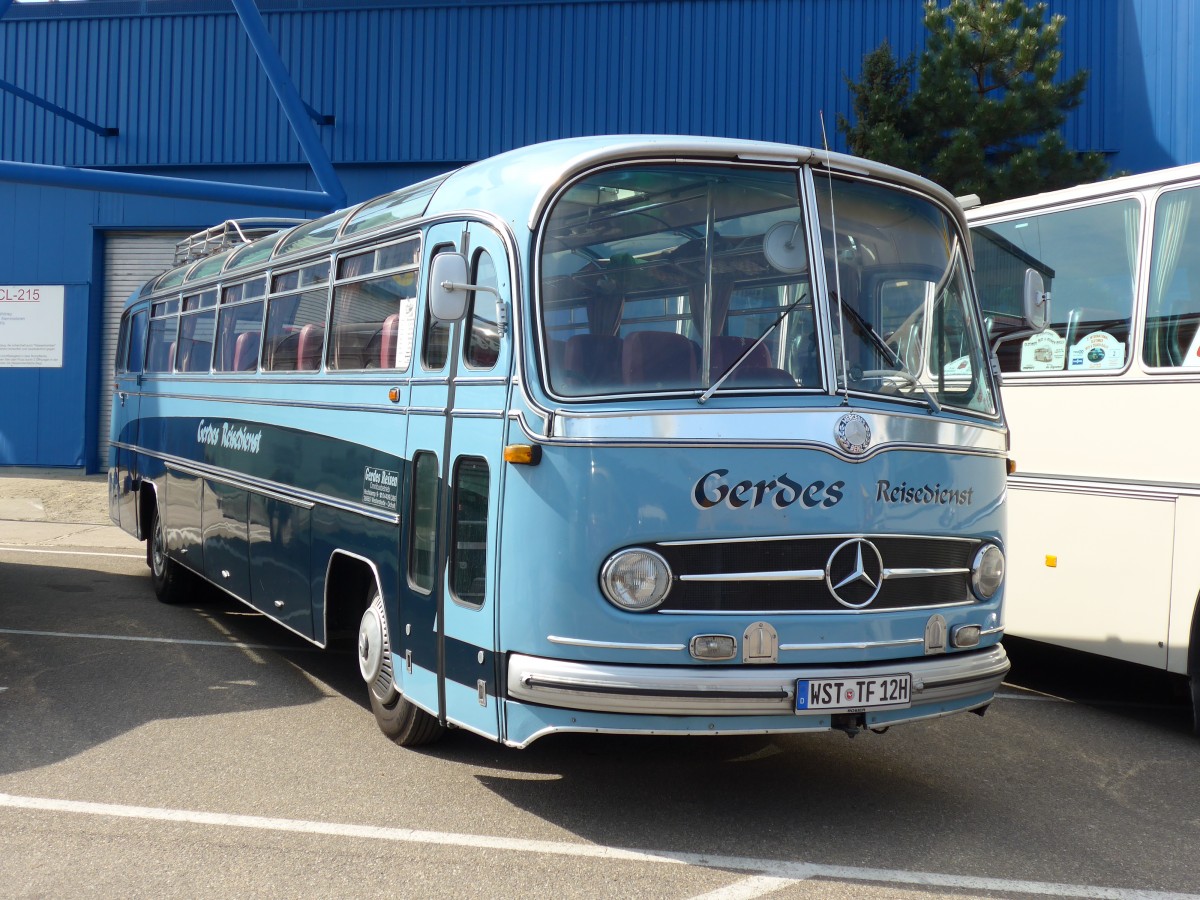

0,0,1124,169
0,0,1196,468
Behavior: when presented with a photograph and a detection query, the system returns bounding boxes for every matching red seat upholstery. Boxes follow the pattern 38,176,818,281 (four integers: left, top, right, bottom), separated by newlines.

297,323,325,371
622,332,699,389
232,331,260,372
380,314,399,368
561,334,623,390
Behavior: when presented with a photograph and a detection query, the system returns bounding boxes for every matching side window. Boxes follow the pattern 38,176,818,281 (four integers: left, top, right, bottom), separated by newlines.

464,249,500,369
329,236,420,370
449,457,490,606
176,290,217,373
126,309,148,374
115,312,131,374
264,261,330,372
1144,186,1200,368
408,451,439,594
215,278,267,372
421,246,453,371
973,199,1139,374
145,299,180,373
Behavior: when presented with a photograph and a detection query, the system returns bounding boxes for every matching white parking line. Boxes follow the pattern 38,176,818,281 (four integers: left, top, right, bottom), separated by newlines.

0,546,144,560
0,793,1195,900
0,627,319,654
688,875,800,899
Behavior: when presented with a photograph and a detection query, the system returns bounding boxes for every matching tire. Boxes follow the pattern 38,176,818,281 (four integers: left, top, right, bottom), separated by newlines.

358,590,445,747
148,506,189,605
1191,671,1200,737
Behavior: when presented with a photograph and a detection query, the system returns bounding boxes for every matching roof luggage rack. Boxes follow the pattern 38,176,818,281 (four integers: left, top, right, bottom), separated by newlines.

174,218,306,265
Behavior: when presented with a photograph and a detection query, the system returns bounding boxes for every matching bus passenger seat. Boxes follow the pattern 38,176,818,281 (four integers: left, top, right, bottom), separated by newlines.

711,336,771,375
233,331,260,372
297,324,324,371
562,334,623,389
380,314,399,368
622,332,698,389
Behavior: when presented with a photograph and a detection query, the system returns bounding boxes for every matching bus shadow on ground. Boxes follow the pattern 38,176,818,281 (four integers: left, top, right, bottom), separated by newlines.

0,562,335,777
1001,635,1194,732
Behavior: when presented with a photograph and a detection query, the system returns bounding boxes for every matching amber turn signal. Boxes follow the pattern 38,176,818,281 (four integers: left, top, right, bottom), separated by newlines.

503,444,542,465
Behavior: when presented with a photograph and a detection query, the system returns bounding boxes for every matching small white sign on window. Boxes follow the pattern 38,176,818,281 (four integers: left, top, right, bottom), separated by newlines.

0,285,65,368
1020,330,1066,372
1068,331,1125,371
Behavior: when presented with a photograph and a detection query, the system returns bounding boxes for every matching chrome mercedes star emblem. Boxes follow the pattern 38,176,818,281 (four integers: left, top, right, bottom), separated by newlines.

825,538,885,608
834,413,871,455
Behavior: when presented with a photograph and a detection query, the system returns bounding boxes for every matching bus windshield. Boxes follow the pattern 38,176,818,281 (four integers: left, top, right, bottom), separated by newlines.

540,165,819,397
814,173,995,415
539,163,996,415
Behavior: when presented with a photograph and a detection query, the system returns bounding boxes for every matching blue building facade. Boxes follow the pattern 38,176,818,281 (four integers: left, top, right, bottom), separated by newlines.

0,0,1194,468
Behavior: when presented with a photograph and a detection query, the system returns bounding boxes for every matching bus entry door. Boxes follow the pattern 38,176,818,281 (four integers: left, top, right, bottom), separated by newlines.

401,222,512,741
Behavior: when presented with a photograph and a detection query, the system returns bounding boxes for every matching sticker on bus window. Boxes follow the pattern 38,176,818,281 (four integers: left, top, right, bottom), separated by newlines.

363,466,400,510
1068,331,1125,371
1020,330,1066,371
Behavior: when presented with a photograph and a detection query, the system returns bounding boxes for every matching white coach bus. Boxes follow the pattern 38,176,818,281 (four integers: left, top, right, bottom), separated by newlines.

966,163,1200,730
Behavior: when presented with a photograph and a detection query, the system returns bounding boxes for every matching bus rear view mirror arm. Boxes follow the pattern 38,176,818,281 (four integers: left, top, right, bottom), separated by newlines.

428,251,500,323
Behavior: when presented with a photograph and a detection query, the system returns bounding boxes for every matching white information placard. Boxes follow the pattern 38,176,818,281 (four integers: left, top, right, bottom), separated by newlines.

0,285,65,368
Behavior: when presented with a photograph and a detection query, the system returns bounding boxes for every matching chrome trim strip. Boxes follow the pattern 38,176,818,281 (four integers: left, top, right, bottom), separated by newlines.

506,645,1009,716
659,532,982,547
451,409,505,420
656,600,976,616
980,625,1005,637
122,390,408,415
1009,473,1196,501
547,635,686,652
542,406,1006,457
144,449,400,525
409,406,449,416
678,566,968,584
883,567,971,579
778,637,924,651
166,461,314,509
679,569,824,583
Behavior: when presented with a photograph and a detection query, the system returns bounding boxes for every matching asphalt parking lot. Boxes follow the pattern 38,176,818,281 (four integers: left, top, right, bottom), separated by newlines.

1,478,1199,899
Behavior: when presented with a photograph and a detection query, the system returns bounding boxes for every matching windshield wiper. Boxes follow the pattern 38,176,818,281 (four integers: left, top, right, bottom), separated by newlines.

837,295,942,414
697,289,806,405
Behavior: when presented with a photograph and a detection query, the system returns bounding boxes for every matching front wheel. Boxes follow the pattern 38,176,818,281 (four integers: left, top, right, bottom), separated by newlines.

358,591,444,747
148,505,189,605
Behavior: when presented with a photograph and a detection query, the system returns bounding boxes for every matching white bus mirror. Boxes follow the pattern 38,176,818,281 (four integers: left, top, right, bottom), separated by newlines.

1023,268,1049,332
429,252,471,322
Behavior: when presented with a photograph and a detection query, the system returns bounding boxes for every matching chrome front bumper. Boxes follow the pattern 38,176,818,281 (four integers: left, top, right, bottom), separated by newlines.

507,644,1009,717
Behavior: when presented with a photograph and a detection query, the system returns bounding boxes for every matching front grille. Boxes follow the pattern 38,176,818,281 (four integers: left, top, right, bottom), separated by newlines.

655,535,979,613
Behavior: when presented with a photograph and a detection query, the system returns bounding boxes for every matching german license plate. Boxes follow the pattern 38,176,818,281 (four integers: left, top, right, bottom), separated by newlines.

795,673,912,713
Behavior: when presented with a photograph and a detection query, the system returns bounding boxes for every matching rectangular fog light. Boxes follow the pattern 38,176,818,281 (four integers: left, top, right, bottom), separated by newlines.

952,624,982,648
690,634,736,660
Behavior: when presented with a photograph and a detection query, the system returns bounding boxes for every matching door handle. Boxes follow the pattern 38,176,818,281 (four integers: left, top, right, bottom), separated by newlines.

118,391,128,406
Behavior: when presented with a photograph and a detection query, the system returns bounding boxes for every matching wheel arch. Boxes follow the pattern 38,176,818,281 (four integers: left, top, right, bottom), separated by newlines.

323,549,385,649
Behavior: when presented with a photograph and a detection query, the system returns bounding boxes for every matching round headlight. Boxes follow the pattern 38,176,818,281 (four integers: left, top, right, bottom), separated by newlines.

971,543,1005,600
600,548,672,611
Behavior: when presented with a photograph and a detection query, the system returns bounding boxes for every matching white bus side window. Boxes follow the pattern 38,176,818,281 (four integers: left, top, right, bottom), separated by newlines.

974,199,1139,374
1144,186,1200,368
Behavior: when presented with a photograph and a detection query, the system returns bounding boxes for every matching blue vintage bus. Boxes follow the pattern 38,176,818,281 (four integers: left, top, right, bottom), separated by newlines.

108,136,1026,747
